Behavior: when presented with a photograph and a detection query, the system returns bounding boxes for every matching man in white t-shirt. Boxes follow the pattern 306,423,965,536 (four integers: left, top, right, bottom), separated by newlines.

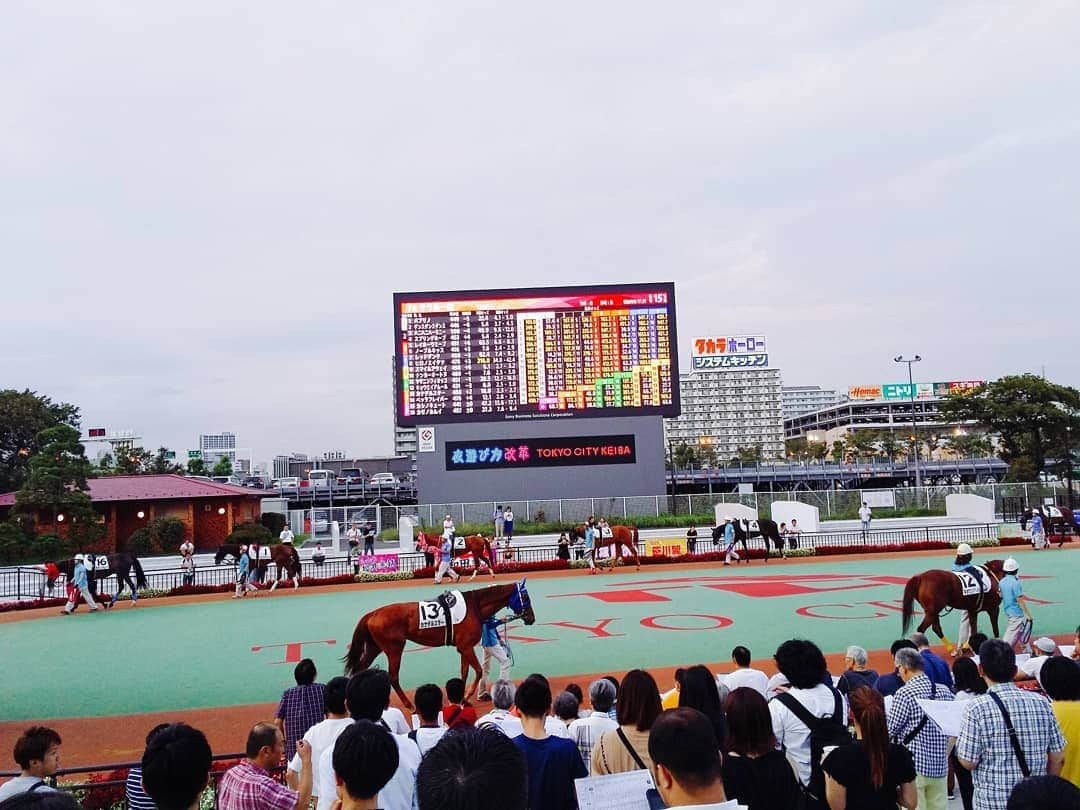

0,726,61,801
720,646,769,697
280,526,294,544
315,671,420,810
408,684,448,755
858,502,872,539
1016,636,1059,685
476,679,525,738
286,676,351,800
567,678,618,769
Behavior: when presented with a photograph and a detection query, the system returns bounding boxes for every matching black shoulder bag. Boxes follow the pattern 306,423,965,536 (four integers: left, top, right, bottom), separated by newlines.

901,680,938,745
987,691,1031,777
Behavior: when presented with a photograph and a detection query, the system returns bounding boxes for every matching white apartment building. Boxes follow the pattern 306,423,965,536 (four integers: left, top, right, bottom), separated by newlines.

199,432,236,469
664,367,785,461
782,385,847,419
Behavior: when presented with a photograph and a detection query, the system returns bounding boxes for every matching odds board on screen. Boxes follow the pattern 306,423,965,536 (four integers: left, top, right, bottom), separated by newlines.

394,282,680,425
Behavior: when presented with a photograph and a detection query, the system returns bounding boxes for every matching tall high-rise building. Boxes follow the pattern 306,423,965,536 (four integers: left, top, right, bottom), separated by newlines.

198,432,236,469
782,386,847,419
664,367,785,461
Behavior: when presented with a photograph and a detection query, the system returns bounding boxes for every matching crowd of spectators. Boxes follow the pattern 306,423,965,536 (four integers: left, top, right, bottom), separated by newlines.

4,634,1080,810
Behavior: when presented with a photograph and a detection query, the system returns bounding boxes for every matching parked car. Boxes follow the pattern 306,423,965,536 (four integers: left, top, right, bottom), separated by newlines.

242,475,271,488
338,468,366,485
211,475,244,486
306,470,335,489
368,472,398,487
273,476,300,490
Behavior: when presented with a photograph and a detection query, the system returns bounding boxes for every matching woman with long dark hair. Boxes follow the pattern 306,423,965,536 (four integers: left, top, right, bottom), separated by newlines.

721,687,801,810
591,669,663,775
952,657,988,700
822,686,917,809
678,665,727,746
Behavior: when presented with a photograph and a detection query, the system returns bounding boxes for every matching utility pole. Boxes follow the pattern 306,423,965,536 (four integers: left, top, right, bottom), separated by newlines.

895,355,923,489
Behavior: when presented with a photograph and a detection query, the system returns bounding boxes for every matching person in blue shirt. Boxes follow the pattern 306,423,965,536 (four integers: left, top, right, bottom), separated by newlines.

999,557,1033,653
910,632,953,689
584,522,598,574
722,517,740,565
435,533,461,585
1030,511,1047,550
951,543,984,655
61,554,99,614
233,545,257,598
512,676,586,810
478,614,512,700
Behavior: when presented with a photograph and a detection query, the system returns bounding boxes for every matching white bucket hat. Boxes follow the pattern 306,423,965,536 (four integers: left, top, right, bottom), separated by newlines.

1003,557,1019,572
956,543,973,556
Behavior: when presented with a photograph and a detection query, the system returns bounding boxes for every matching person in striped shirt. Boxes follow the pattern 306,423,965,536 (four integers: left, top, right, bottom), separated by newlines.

126,724,171,810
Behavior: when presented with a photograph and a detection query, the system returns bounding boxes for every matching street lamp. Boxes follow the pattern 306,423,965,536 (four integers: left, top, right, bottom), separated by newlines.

895,355,923,488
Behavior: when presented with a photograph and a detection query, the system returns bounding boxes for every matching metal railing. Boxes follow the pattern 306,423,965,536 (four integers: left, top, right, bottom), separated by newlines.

1,523,1002,603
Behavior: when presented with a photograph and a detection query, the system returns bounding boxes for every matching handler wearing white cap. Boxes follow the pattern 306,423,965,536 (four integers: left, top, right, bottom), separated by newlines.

1000,557,1033,653
721,516,740,565
951,543,979,655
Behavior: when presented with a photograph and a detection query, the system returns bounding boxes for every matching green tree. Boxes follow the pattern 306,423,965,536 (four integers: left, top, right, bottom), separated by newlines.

14,424,100,540
212,456,234,476
186,457,208,476
807,440,829,462
0,390,80,493
831,440,846,464
785,437,809,461
96,452,114,474
939,375,1080,482
114,446,152,475
149,447,182,474
848,431,877,462
877,431,902,461
735,444,763,464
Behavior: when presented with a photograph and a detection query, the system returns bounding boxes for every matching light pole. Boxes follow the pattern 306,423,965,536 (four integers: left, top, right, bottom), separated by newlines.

895,355,923,489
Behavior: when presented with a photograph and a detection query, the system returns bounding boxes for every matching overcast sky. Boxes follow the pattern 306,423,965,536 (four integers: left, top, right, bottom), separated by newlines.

3,2,1078,466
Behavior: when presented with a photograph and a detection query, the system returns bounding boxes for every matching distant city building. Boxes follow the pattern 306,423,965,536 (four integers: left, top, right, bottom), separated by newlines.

782,386,846,419
664,367,785,461
395,425,418,456
198,432,251,472
784,397,978,445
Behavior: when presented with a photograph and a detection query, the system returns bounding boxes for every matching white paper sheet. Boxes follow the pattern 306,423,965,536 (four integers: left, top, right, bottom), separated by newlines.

575,771,656,810
917,698,969,738
1061,645,1075,658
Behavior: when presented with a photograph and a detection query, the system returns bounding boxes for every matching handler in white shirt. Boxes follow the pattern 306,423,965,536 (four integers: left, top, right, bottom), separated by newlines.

720,645,769,697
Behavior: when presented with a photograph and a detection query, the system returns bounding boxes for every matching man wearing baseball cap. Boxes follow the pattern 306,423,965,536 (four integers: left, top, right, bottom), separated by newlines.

951,543,981,655
1000,558,1033,653
1017,637,1059,685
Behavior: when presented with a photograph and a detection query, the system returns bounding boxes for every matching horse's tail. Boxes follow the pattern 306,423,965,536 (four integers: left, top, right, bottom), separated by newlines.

343,612,373,675
632,526,639,545
132,556,148,589
484,537,495,564
901,575,920,635
290,546,303,578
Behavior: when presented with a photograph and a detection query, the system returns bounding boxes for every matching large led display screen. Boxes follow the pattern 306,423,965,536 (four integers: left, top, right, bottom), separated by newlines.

395,283,680,425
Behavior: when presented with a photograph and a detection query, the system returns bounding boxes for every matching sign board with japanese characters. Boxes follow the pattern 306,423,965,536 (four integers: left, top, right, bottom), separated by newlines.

691,335,768,371
445,434,637,471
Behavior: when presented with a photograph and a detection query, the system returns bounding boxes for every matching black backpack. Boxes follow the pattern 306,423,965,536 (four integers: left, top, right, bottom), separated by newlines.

774,687,853,809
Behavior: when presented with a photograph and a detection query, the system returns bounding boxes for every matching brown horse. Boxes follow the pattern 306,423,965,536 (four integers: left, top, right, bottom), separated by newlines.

415,532,495,579
901,559,1006,654
214,543,302,591
568,524,641,571
343,579,535,709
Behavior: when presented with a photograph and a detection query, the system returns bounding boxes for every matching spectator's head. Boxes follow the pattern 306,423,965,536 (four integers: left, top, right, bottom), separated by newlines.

588,678,616,714
445,677,467,705
677,666,724,724
672,668,686,689
416,727,527,810
1034,637,1057,658
514,676,552,720
294,658,317,686
731,646,751,668
895,647,925,682
491,679,516,711
12,727,61,776
951,657,987,696
324,676,349,716
648,708,726,807
617,669,663,732
332,720,398,802
565,683,583,705
553,691,580,723
346,670,392,721
909,632,930,649
979,639,1018,683
415,684,443,725
244,723,283,769
141,723,212,810
890,638,917,656
603,675,620,694
849,687,890,789
0,792,80,810
1040,657,1080,701
723,687,775,757
969,632,989,654
774,639,828,689
845,645,868,668
1007,774,1080,810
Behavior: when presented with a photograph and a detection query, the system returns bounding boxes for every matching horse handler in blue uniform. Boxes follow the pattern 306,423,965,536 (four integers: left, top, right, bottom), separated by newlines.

61,554,99,615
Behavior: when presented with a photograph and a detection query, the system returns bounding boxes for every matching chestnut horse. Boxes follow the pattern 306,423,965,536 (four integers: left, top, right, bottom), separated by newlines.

567,524,641,571
415,532,495,579
344,579,535,709
214,543,302,591
901,559,1006,654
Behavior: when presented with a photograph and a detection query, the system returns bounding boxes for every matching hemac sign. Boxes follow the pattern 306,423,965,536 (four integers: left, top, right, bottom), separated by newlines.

446,435,636,471
691,335,768,371
848,380,985,401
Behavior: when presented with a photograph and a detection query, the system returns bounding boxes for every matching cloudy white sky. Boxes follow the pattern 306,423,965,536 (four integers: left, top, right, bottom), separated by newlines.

4,2,1078,465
